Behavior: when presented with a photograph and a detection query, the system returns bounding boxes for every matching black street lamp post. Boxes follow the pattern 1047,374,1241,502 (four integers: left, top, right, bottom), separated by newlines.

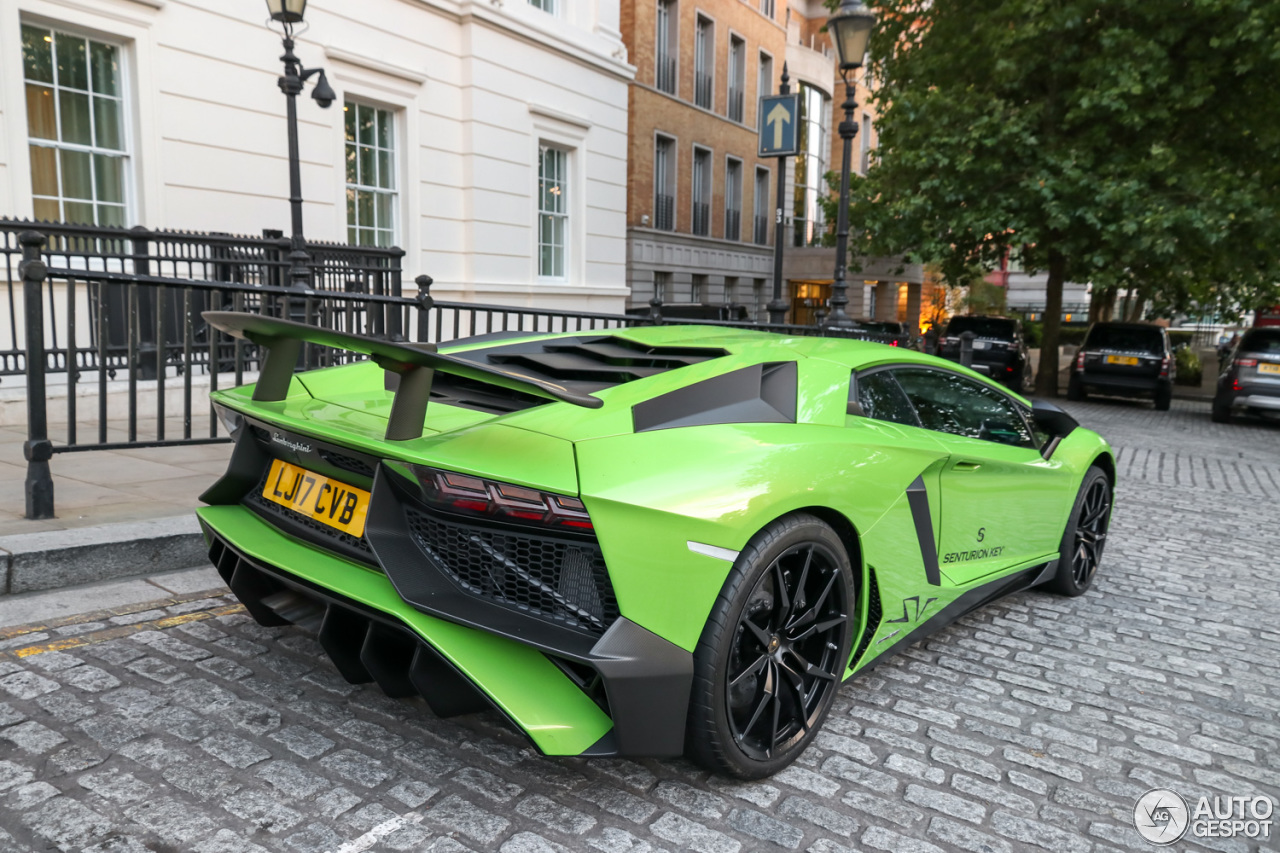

823,0,875,329
266,0,334,290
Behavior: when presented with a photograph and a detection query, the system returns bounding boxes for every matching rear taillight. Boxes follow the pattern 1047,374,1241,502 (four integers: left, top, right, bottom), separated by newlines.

1075,352,1086,370
1160,356,1170,378
1006,365,1015,373
890,340,899,347
1237,358,1257,368
413,466,593,530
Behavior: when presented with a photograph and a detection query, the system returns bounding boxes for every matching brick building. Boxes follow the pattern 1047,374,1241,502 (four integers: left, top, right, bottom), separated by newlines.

620,0,785,317
620,0,925,329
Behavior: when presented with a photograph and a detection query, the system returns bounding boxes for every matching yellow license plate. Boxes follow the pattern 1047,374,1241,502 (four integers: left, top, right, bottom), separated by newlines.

1106,355,1140,366
1259,362,1280,375
263,459,370,537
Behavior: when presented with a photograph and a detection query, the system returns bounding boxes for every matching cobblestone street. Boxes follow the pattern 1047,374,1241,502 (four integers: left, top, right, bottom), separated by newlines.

0,399,1277,853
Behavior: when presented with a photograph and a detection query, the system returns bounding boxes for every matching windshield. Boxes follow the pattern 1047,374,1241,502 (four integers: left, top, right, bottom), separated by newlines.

1085,325,1164,354
945,317,1015,338
1240,329,1280,355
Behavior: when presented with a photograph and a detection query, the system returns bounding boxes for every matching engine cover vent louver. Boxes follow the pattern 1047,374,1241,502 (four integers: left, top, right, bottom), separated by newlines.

631,361,798,432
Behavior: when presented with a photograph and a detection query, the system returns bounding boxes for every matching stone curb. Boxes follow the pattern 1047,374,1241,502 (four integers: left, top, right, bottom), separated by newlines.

0,515,206,596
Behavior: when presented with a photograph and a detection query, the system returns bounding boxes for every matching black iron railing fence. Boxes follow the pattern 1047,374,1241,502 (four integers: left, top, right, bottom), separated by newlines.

2,219,404,380
13,228,900,519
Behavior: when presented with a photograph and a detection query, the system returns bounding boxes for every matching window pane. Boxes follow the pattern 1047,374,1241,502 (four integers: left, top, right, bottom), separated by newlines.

855,372,919,426
22,26,54,84
344,102,356,142
357,189,374,227
358,104,375,145
60,149,92,199
94,154,123,203
375,228,392,248
93,96,122,150
56,32,88,90
359,145,374,187
29,145,58,196
359,227,375,246
345,143,357,185
25,84,57,139
89,41,118,96
347,226,358,244
893,368,1032,446
375,192,393,230
346,188,357,228
33,197,60,221
377,109,392,149
64,200,94,224
59,90,92,145
377,150,392,189
97,203,124,227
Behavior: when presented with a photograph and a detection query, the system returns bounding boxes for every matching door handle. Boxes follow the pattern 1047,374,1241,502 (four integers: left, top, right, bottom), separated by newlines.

952,460,982,471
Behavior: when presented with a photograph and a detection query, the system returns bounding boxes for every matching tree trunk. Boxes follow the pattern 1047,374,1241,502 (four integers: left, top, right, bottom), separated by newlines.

1035,249,1066,396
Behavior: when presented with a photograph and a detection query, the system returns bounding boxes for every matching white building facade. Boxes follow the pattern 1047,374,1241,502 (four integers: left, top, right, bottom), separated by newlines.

0,0,634,311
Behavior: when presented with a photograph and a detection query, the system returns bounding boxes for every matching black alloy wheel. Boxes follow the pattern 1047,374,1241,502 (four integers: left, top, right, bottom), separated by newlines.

687,514,855,778
1048,467,1111,596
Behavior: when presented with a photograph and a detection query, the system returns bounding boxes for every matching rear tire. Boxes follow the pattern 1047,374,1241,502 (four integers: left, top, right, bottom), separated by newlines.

1154,385,1172,411
686,514,855,779
1046,467,1111,597
1067,375,1087,401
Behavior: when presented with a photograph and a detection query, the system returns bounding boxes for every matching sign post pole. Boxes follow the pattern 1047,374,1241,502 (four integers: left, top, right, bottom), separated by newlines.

761,65,798,326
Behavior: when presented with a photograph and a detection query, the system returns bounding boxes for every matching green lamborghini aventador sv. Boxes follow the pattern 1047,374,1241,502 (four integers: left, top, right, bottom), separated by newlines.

197,312,1114,778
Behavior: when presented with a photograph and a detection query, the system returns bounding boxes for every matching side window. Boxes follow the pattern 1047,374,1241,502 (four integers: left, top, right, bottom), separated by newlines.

852,371,921,427
892,368,1034,447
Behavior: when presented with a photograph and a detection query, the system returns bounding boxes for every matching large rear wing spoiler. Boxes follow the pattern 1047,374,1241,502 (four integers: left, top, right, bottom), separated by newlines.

203,311,601,441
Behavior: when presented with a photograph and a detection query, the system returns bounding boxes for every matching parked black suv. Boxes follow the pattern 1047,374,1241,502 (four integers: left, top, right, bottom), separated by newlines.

1067,322,1174,410
1213,326,1280,423
935,315,1032,391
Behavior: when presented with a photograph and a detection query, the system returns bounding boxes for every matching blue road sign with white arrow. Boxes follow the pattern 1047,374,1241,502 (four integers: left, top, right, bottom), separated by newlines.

758,93,799,157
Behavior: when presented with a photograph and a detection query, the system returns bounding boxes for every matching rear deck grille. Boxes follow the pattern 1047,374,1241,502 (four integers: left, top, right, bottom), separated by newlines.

404,506,618,636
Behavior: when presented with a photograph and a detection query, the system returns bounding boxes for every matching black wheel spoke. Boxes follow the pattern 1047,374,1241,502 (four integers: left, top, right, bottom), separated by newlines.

730,653,768,689
772,562,791,622
786,548,812,622
787,647,837,682
743,618,773,649
738,662,775,738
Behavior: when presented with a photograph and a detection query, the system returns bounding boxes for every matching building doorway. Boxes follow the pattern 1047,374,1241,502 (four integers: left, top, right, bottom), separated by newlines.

790,280,831,326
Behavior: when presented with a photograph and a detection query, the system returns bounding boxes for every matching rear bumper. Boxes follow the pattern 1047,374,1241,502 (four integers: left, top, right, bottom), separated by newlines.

198,500,693,757
1077,372,1165,394
1221,390,1280,411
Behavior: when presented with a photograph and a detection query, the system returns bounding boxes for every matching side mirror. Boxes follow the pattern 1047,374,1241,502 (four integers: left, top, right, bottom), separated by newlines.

1031,399,1079,460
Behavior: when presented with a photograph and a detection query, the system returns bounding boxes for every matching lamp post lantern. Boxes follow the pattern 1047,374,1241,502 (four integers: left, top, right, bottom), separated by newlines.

823,0,875,329
266,0,334,289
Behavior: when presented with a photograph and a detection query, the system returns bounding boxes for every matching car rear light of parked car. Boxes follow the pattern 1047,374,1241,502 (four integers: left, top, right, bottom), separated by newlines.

1075,352,1086,370
413,466,594,531
1237,358,1257,368
1160,356,1170,378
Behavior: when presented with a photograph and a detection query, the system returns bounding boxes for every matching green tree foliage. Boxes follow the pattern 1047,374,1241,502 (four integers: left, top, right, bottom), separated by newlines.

841,0,1280,394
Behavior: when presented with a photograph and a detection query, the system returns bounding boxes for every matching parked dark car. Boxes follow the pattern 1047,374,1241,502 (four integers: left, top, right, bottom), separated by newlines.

854,319,913,348
935,315,1032,392
1067,322,1174,410
1213,327,1280,423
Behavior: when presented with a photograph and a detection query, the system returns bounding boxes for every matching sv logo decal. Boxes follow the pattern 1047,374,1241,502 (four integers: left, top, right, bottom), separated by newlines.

886,595,939,626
